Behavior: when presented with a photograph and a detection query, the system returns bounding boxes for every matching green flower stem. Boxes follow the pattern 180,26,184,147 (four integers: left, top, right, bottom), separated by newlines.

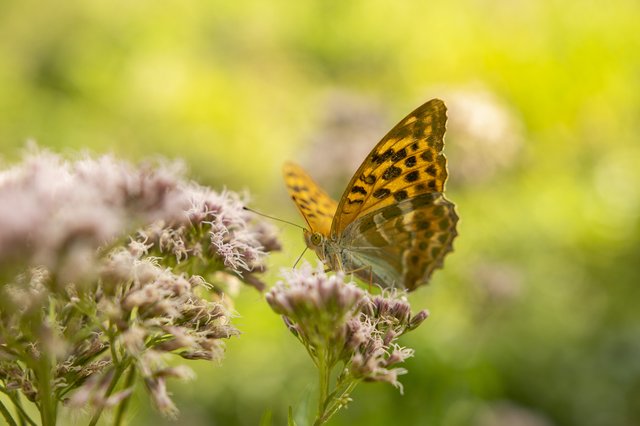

113,364,136,426
88,311,131,426
37,298,59,426
318,380,358,425
313,350,348,426
36,349,56,426
315,348,330,420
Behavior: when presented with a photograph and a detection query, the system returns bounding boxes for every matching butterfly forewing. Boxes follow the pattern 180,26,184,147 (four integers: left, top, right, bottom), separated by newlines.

331,99,448,237
283,162,337,236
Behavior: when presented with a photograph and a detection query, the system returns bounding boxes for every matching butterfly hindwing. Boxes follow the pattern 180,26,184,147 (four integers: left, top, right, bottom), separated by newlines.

283,162,337,237
341,192,458,290
331,99,449,237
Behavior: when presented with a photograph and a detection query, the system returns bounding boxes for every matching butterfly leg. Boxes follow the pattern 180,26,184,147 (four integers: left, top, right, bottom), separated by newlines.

321,254,375,291
343,264,374,292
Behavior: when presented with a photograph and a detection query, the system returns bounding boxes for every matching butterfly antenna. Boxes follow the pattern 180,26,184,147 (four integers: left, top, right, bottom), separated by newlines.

243,206,306,230
293,246,308,268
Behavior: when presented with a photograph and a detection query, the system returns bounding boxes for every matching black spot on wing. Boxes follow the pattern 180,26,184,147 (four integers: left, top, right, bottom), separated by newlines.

438,218,451,230
391,148,407,162
405,156,417,168
404,170,420,182
411,193,439,208
393,126,411,140
413,123,427,139
382,166,402,180
360,174,376,184
427,134,443,150
421,150,434,162
373,188,391,199
382,205,403,220
350,185,368,195
417,220,430,230
372,149,395,165
394,190,408,201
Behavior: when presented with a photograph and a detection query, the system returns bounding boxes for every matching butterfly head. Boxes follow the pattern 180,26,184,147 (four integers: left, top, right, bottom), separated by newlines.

303,229,328,261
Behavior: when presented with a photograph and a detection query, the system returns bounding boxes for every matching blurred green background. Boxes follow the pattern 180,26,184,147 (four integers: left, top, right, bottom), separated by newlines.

1,0,639,425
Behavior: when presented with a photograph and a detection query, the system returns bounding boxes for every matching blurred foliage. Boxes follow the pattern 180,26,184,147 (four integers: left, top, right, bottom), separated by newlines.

1,0,639,425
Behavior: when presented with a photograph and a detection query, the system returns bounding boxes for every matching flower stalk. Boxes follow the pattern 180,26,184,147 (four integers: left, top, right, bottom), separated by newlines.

266,263,429,425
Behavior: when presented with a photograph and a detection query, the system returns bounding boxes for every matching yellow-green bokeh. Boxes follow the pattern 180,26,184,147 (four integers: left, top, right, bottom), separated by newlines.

1,0,639,425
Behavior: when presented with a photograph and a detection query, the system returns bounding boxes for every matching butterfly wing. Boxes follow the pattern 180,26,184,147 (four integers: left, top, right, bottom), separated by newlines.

283,162,337,236
330,98,449,237
340,192,458,291
330,98,457,290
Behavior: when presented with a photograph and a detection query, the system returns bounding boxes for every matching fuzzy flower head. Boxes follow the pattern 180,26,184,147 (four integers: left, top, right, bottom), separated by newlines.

136,186,280,292
0,148,187,285
268,263,429,392
0,147,279,421
0,147,280,292
344,292,429,392
267,262,365,352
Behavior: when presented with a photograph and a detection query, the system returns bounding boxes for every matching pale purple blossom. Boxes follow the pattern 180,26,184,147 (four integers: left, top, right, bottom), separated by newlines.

267,263,365,351
0,147,280,422
0,149,188,282
0,147,279,287
67,370,134,409
267,263,428,392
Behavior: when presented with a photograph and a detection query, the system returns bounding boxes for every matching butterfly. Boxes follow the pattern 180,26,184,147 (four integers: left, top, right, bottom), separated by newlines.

283,98,458,291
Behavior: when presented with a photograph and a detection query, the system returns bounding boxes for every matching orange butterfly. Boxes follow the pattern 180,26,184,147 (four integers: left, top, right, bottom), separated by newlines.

284,99,458,291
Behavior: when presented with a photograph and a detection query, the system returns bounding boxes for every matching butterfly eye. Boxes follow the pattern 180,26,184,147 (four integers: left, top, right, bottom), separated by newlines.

310,232,323,246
